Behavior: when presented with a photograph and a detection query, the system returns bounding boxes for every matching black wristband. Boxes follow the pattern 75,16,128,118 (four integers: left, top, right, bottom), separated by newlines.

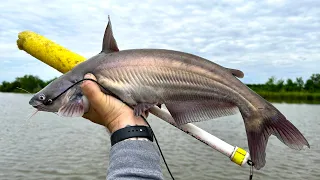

110,125,154,146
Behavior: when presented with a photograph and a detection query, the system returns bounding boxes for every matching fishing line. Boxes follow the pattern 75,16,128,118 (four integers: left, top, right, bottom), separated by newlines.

46,78,175,180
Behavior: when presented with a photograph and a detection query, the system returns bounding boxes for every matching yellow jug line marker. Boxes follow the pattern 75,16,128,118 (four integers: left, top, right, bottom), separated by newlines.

17,31,86,74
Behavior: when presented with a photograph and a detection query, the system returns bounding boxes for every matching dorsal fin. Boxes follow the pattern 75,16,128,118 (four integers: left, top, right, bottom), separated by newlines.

101,16,119,53
227,68,244,78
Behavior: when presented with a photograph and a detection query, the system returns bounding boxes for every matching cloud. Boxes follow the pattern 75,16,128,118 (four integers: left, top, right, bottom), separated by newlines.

0,0,319,84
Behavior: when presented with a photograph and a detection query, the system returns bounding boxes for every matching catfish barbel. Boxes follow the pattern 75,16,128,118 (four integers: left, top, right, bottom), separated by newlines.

29,17,309,170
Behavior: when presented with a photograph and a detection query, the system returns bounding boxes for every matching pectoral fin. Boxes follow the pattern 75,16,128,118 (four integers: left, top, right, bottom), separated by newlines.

58,96,89,117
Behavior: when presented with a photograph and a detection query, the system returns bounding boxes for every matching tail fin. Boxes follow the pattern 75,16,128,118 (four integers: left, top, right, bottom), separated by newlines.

243,104,310,170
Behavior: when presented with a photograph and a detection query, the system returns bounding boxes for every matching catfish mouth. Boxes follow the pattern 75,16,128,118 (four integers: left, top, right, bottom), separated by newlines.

29,99,46,110
31,104,44,110
31,104,53,112
29,99,41,107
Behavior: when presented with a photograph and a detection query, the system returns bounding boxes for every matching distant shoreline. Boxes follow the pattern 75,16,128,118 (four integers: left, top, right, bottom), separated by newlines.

254,91,320,104
1,91,319,104
1,74,320,104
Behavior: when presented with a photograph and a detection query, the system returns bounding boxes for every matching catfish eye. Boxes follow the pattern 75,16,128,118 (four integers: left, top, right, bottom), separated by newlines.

39,94,46,101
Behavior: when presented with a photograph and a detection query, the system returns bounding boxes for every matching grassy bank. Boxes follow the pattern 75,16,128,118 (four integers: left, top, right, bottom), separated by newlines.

255,91,320,104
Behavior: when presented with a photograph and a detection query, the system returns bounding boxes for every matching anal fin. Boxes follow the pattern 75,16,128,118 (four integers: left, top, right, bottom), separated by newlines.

165,100,238,126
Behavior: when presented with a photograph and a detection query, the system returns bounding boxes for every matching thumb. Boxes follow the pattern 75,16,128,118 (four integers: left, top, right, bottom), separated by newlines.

81,73,106,109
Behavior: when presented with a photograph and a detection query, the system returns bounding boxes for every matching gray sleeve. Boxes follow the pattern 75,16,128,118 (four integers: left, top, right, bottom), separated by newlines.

107,140,164,180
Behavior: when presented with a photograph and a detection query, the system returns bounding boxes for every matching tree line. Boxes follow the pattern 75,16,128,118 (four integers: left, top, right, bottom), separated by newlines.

247,74,320,93
0,74,319,94
0,75,56,93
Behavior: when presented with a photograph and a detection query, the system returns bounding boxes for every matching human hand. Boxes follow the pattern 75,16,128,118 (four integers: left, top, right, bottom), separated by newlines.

80,73,148,133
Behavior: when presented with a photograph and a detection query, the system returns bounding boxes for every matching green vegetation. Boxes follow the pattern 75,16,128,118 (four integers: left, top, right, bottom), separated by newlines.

247,74,320,93
0,74,319,104
0,75,56,93
247,74,320,104
250,91,320,104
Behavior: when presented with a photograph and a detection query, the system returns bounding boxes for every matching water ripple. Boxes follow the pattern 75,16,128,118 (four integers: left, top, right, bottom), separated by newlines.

0,93,319,179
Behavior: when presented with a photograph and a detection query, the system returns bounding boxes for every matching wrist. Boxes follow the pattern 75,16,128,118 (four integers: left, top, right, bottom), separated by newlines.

106,113,148,133
110,125,154,146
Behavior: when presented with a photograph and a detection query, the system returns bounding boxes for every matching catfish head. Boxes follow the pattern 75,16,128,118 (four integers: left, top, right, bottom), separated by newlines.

29,72,89,117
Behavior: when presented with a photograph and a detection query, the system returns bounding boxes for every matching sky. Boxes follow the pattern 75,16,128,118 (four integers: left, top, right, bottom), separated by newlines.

0,0,319,84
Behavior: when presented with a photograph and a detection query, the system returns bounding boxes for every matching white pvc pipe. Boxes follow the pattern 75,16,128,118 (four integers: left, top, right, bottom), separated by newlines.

180,123,235,157
149,106,250,166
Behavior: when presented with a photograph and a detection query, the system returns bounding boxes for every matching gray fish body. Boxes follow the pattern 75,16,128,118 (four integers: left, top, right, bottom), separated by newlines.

29,17,309,170
78,49,254,113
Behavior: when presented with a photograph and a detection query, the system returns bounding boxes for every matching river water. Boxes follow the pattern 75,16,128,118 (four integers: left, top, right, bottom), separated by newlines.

0,93,319,180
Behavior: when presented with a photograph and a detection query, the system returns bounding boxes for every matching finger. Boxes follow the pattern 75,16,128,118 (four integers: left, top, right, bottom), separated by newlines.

81,73,106,109
83,108,103,125
82,73,98,88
